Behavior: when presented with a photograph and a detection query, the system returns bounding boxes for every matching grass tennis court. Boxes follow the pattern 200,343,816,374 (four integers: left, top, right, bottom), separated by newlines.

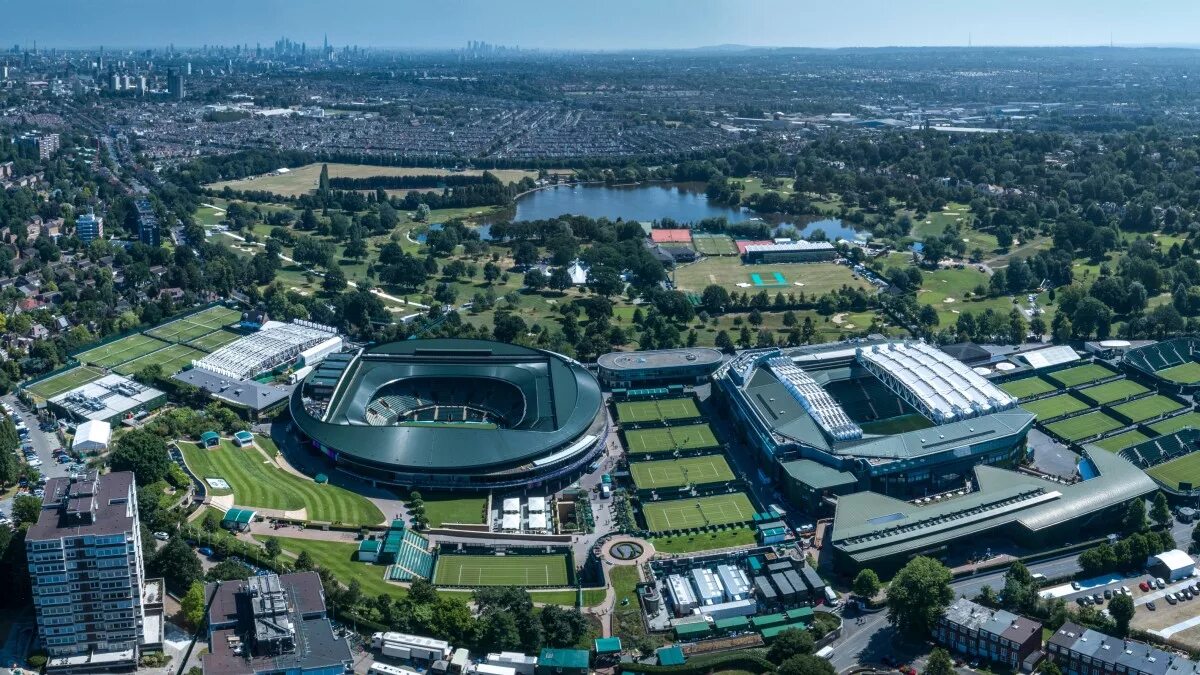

1110,395,1184,423
1046,363,1116,388
147,306,241,343
1146,452,1200,491
1091,429,1152,453
178,438,383,525
1079,379,1150,405
624,423,719,454
615,398,700,423
1044,410,1125,441
433,554,569,587
691,233,738,255
630,455,736,490
24,365,106,399
186,329,242,353
1159,361,1200,384
114,343,206,376
998,377,1057,400
642,492,755,532
76,333,169,367
1151,412,1200,436
1021,394,1090,420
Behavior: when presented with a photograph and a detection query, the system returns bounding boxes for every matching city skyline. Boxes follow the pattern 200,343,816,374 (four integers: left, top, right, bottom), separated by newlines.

4,0,1200,51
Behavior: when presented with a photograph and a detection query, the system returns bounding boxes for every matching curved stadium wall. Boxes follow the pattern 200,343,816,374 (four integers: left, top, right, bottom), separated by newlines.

290,339,607,491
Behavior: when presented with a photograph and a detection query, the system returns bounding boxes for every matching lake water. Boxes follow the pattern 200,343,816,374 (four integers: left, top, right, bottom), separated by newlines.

419,182,867,242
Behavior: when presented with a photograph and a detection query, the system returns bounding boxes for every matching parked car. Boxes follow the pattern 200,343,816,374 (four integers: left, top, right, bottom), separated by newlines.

1148,601,1158,610
153,532,169,541
1093,593,1104,604
1122,586,1131,595
1072,581,1082,590
1178,591,1188,601
197,547,214,557
1157,578,1168,589
1104,589,1113,599
1077,597,1088,606
1167,595,1178,605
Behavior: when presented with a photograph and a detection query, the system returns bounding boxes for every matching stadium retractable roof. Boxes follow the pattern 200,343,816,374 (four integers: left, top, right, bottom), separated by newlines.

857,341,1016,424
767,356,862,441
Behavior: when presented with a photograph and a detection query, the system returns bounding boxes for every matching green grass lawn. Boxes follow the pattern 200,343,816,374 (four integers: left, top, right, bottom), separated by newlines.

1091,430,1152,453
914,267,1024,326
1158,362,1200,385
1078,379,1150,405
146,317,226,343
998,377,1058,400
616,398,701,423
255,535,402,598
76,334,170,367
691,233,738,255
1151,412,1200,436
630,455,736,490
411,491,487,527
1109,395,1185,423
1047,363,1117,388
611,565,664,650
624,424,720,454
25,365,106,399
114,343,207,376
433,554,570,587
650,526,757,553
1146,452,1200,491
1044,411,1125,441
528,588,608,607
671,257,869,296
180,438,383,525
1021,394,1090,420
641,492,755,532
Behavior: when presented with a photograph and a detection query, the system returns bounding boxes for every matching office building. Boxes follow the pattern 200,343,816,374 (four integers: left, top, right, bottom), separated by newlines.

204,572,352,675
15,131,60,160
167,68,184,100
936,598,1042,670
75,213,103,243
135,199,159,247
27,471,163,673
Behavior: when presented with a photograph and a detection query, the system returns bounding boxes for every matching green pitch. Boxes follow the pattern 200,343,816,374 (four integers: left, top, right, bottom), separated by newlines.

642,492,755,532
1078,379,1150,405
1045,410,1124,441
186,329,242,353
1158,361,1200,385
1146,452,1200,491
624,423,719,454
616,398,700,423
1151,412,1200,436
1021,394,1090,420
114,343,206,376
1110,395,1184,423
1091,429,1151,453
76,334,170,367
433,554,569,587
25,365,106,399
178,438,383,525
630,455,736,490
1046,363,1115,388
998,377,1057,400
691,233,738,255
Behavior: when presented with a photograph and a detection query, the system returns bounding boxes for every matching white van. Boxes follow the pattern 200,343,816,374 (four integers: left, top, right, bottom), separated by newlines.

824,586,840,607
815,646,835,660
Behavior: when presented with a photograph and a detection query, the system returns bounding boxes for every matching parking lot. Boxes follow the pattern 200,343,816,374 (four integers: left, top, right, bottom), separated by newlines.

0,394,77,522
1042,569,1200,648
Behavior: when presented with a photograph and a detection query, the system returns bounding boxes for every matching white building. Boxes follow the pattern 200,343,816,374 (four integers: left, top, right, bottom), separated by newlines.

71,419,112,454
1153,549,1195,581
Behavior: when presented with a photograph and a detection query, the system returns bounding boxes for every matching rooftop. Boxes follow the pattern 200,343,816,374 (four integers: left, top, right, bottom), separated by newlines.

49,373,163,422
597,347,723,372
28,471,137,541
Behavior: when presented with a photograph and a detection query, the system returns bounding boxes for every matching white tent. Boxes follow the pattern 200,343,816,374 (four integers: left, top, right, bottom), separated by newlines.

72,420,112,454
1153,549,1195,581
500,513,520,531
528,496,546,513
528,513,547,531
502,498,520,513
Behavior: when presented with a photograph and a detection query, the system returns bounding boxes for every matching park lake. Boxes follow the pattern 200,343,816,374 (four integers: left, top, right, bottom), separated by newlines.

418,182,868,241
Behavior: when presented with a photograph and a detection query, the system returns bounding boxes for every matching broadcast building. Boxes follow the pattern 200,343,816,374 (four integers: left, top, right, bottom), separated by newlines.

290,339,607,492
716,339,1037,507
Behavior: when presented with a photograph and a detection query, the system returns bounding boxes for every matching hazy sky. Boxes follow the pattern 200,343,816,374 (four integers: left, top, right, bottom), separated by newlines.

3,0,1200,51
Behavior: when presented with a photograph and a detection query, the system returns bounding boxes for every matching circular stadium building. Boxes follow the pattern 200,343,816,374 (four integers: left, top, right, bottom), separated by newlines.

290,339,607,491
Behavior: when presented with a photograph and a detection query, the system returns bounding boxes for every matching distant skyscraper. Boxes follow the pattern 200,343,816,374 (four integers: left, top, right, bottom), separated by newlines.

75,212,102,243
185,61,191,76
167,68,184,101
135,199,160,247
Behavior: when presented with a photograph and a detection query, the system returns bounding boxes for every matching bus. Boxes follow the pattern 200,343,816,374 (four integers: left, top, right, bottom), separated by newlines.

368,663,420,675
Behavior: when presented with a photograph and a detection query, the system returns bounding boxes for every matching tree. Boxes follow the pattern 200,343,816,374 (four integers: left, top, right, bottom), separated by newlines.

1151,492,1172,529
12,494,42,528
926,648,955,675
767,628,814,664
1124,498,1149,534
886,556,954,638
1041,660,1063,675
206,559,253,582
777,654,837,675
1109,593,1135,635
110,429,170,486
318,163,330,196
295,550,315,571
478,611,521,650
264,538,282,561
152,538,203,594
548,266,573,291
852,569,881,599
181,582,207,630
322,266,347,293
540,605,589,648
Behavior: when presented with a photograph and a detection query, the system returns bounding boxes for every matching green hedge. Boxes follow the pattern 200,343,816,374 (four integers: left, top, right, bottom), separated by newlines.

618,652,775,674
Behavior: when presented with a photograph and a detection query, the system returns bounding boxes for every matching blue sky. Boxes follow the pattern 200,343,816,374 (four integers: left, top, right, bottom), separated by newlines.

2,0,1199,50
